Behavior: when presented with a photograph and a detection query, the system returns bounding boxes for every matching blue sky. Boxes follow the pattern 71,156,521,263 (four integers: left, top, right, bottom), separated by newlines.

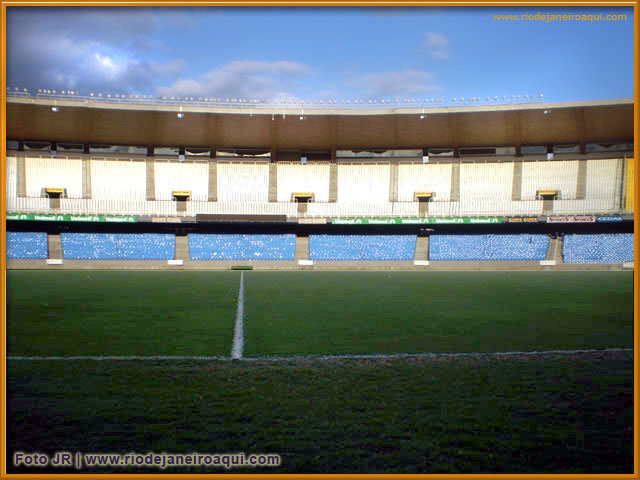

6,6,634,104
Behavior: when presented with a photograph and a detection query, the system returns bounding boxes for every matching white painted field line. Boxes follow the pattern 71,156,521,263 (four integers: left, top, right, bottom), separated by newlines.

231,271,245,360
7,347,632,361
243,347,634,362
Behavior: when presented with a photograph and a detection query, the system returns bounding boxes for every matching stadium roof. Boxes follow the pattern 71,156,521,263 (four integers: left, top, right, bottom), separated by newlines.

6,97,633,151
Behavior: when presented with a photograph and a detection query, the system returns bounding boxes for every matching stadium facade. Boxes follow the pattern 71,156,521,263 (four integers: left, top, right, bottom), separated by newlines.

4,93,635,270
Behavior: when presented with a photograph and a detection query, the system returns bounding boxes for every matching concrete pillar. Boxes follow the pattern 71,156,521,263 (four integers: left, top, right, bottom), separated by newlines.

329,163,338,203
414,236,430,261
17,153,26,197
575,159,587,200
388,161,398,202
82,155,92,199
268,162,278,202
208,159,218,201
511,160,523,201
146,157,155,200
175,235,190,261
47,234,63,259
418,202,429,217
450,163,460,202
294,235,310,260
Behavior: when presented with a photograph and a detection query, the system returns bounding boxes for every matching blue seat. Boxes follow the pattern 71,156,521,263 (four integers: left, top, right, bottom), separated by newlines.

429,234,549,261
188,234,296,260
61,233,175,260
309,235,416,260
6,232,48,259
563,234,634,263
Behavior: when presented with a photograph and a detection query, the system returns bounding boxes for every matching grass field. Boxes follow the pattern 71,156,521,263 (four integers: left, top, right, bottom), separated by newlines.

5,270,635,473
7,270,634,357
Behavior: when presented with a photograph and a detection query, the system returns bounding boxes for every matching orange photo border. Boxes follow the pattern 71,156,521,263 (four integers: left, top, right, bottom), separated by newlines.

0,2,637,479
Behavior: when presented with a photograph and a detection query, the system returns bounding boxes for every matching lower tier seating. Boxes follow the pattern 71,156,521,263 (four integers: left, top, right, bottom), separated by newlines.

6,232,48,259
562,234,634,264
188,234,296,260
61,233,175,260
429,234,550,261
310,235,417,260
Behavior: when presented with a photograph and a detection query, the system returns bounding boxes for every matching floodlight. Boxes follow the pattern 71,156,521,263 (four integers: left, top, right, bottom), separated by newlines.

38,89,42,93
177,112,184,119
51,106,59,112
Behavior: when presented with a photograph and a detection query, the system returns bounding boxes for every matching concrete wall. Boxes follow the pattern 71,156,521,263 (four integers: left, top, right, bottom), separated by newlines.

6,259,628,271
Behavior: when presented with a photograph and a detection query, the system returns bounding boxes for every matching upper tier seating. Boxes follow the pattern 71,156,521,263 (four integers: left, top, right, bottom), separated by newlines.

277,163,331,202
429,234,550,261
188,234,296,260
562,234,634,263
310,235,416,260
26,156,83,198
61,233,175,260
91,159,147,200
521,160,578,200
217,163,269,202
397,163,452,201
460,162,512,201
337,164,390,203
154,161,209,201
6,156,17,211
6,232,48,259
585,158,619,202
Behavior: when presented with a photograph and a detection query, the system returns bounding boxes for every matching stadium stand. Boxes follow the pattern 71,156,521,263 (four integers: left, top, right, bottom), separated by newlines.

310,235,417,260
188,234,297,260
337,164,390,203
26,156,83,198
186,201,298,216
460,162,512,201
91,159,147,200
154,161,209,201
6,232,48,259
562,233,634,264
429,234,550,261
6,156,17,211
277,163,331,202
61,233,175,260
586,159,619,201
521,160,579,200
397,163,452,201
217,163,269,202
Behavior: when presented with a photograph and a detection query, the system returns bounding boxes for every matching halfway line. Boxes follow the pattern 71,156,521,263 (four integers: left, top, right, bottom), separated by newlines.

231,271,245,360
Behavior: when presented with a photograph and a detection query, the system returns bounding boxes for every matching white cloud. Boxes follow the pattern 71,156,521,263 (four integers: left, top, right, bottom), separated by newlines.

6,7,182,94
348,70,441,98
422,32,450,60
156,60,312,100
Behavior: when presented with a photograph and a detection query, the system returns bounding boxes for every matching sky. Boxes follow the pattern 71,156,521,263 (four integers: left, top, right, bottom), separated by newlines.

5,6,635,105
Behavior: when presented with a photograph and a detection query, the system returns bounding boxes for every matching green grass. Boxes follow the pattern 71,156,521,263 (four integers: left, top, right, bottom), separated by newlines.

6,270,633,473
7,271,633,357
7,271,241,356
244,271,634,356
7,352,633,474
